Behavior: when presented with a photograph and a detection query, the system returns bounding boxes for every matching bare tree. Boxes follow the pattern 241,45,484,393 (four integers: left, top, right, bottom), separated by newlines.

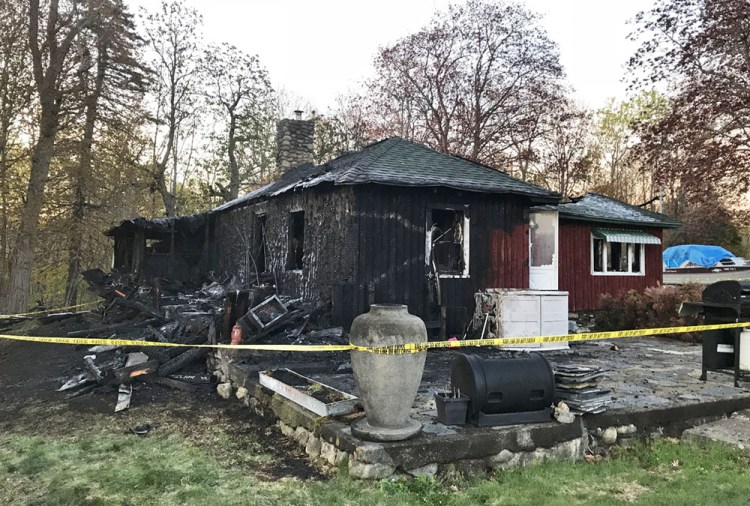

314,94,374,163
1,0,98,313
532,102,596,197
367,0,564,165
141,0,203,216
202,43,274,201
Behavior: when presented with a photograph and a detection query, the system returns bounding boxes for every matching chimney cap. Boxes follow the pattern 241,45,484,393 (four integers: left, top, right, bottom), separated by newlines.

293,110,303,120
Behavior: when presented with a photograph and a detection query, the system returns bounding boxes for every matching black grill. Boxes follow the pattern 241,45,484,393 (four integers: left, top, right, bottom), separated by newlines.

689,281,750,386
450,353,554,426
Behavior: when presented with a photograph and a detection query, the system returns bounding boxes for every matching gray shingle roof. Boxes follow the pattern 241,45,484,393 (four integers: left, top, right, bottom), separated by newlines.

557,193,680,228
212,137,559,213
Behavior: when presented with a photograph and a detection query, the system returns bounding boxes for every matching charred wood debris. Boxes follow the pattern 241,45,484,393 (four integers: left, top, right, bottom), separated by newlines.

39,269,346,413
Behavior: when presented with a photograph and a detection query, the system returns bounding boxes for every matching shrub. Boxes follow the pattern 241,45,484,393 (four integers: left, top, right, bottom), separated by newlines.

596,283,704,342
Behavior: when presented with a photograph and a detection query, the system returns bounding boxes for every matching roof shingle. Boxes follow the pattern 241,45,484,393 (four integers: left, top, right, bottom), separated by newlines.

213,137,559,213
557,193,680,228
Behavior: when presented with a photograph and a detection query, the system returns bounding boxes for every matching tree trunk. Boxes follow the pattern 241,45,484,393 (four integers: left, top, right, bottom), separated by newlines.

1,106,57,312
227,112,239,200
0,119,10,292
64,42,107,306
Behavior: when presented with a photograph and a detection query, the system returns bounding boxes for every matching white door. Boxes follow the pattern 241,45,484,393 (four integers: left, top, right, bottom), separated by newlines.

529,211,559,290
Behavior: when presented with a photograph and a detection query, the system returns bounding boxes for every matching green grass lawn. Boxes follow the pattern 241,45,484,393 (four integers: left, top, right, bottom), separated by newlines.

2,430,750,506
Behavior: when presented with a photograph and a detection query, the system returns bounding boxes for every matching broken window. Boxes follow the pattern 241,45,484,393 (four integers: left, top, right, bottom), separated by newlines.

529,212,556,267
254,215,267,273
592,239,644,275
429,208,468,276
287,211,304,270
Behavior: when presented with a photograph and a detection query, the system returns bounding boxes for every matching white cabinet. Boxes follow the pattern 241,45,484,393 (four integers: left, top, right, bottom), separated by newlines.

474,289,569,350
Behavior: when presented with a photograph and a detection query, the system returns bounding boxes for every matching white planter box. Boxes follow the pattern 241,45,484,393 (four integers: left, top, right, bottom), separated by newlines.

258,369,360,417
474,289,569,350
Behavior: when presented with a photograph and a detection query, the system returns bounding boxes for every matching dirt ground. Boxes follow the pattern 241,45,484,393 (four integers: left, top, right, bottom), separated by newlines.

0,320,327,482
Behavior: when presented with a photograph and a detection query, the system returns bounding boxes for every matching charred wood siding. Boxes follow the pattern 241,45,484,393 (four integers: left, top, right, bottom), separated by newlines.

558,221,663,311
111,226,204,282
209,186,358,302
352,186,531,333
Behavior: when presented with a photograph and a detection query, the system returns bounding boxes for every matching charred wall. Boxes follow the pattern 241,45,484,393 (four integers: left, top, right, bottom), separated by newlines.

111,225,204,282
209,184,533,332
350,185,531,333
209,185,358,303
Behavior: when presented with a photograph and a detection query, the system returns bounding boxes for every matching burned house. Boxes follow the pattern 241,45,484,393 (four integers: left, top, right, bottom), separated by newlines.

207,120,560,333
107,214,207,283
108,118,560,334
108,118,679,334
556,193,680,311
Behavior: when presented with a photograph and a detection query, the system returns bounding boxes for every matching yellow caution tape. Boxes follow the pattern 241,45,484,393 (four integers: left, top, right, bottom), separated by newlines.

0,301,99,319
0,334,353,352
0,321,747,354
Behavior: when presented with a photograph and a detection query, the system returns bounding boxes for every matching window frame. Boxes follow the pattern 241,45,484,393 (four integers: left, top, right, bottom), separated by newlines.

425,204,470,279
590,234,646,277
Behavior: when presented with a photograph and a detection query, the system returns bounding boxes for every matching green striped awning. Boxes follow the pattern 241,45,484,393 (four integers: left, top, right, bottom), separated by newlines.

592,228,661,245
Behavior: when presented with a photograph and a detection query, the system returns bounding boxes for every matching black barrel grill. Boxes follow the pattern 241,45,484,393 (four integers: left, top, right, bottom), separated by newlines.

450,353,554,426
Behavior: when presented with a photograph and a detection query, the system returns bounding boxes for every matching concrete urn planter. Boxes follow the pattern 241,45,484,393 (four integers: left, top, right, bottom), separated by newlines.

350,304,427,441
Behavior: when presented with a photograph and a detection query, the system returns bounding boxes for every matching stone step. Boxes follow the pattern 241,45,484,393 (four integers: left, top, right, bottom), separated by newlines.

682,410,750,452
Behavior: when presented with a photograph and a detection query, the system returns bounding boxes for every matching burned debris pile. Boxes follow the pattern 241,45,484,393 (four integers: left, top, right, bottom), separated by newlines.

54,269,345,412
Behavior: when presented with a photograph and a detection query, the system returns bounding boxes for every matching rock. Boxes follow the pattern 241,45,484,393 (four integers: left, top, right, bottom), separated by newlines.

488,450,521,471
488,449,514,465
278,422,294,438
348,459,395,479
294,426,311,446
321,441,338,465
235,386,248,400
305,437,321,458
406,463,438,477
554,402,575,424
216,382,232,400
602,427,618,445
548,437,586,461
352,443,396,467
568,320,579,333
519,449,548,467
617,424,637,435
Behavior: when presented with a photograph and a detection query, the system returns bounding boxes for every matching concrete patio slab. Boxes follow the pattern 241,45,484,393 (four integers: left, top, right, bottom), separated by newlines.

211,336,750,478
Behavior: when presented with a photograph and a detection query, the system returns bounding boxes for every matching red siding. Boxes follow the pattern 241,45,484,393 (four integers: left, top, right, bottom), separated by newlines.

558,221,663,311
487,221,529,289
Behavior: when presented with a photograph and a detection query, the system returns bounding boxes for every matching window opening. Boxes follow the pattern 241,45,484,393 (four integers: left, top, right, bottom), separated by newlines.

430,208,466,275
254,215,267,273
287,211,304,270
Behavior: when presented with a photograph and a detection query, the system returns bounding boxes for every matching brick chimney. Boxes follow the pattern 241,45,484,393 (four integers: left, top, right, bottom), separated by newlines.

276,110,314,172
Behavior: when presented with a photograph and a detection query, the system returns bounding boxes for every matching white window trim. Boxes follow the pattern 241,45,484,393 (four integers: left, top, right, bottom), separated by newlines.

590,234,646,277
425,206,470,279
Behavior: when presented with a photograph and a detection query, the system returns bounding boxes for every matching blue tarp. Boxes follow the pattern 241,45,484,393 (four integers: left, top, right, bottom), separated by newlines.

662,244,735,269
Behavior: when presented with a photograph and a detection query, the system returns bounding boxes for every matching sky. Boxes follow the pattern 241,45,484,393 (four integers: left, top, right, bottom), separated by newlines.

127,0,656,113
